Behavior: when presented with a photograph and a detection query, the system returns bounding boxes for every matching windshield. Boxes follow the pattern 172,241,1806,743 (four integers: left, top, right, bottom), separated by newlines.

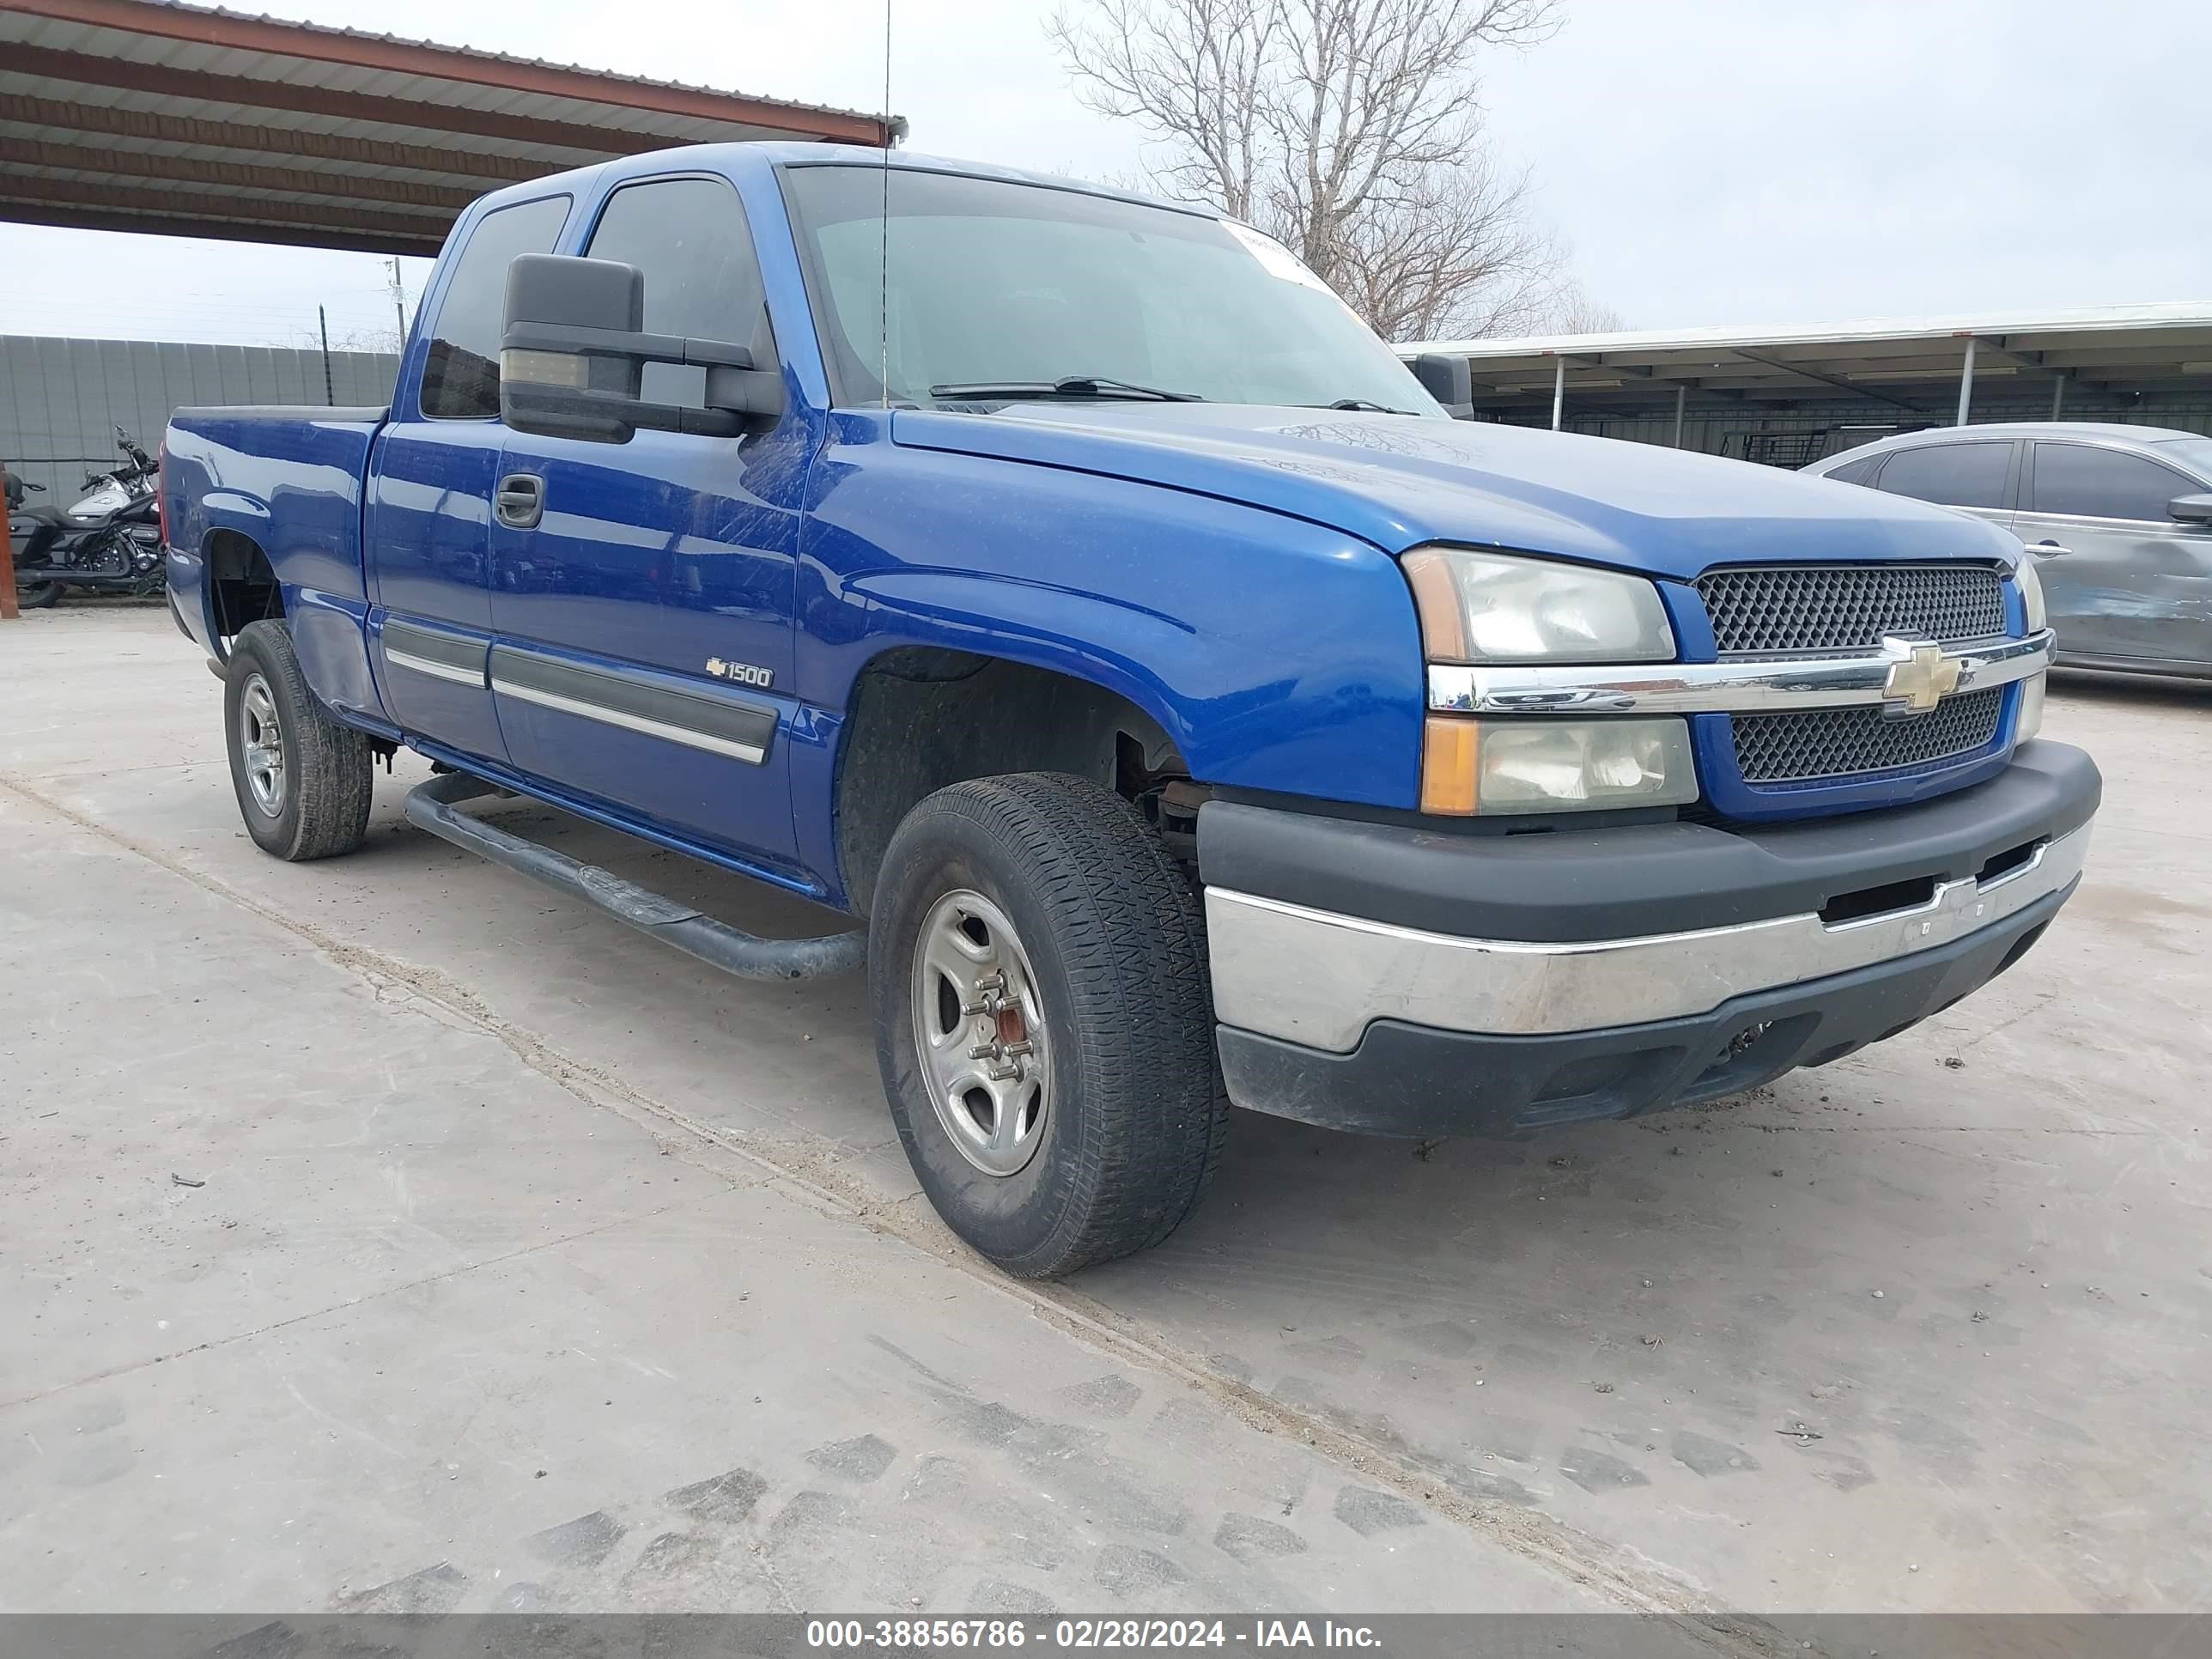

781,164,1442,416
2152,435,2212,482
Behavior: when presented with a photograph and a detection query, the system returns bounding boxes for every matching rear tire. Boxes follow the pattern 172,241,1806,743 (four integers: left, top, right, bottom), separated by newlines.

870,772,1226,1278
15,577,59,609
225,618,373,861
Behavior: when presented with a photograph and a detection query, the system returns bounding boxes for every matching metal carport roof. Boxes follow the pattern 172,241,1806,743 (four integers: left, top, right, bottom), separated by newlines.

1400,301,2212,431
0,0,897,258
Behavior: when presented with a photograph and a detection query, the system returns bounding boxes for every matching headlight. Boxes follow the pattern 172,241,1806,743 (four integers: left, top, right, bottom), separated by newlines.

2013,555,2046,631
1421,716,1697,815
1402,548,1675,663
1405,548,1691,815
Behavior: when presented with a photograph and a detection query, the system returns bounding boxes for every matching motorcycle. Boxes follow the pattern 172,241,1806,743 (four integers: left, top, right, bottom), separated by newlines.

7,426,166,609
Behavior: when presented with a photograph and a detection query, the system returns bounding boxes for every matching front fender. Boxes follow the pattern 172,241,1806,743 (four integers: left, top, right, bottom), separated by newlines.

831,565,1212,763
797,420,1427,806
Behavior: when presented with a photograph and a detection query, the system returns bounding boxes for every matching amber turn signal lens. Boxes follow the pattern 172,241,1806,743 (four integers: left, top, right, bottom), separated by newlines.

1401,549,1468,662
1420,715,1480,816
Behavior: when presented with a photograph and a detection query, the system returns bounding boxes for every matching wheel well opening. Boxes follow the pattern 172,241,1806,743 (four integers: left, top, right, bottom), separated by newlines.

205,529,282,642
834,647,1194,915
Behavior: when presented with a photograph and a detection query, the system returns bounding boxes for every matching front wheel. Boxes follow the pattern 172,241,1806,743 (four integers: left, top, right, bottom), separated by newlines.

224,619,374,861
870,773,1226,1278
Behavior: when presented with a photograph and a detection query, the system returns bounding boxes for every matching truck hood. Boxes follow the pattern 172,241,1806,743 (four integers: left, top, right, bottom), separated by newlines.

890,404,2021,579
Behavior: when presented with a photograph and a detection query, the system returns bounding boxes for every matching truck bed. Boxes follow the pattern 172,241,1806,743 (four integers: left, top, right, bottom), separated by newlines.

163,403,388,647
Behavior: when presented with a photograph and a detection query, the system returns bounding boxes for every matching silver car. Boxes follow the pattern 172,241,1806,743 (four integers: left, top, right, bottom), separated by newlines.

1806,422,2212,679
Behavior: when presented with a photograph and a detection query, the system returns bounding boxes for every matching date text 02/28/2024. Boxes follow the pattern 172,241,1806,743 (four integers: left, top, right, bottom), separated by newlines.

804,1620,1383,1650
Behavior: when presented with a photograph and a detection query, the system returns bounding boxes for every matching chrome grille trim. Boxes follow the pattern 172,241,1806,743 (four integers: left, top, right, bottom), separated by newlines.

1426,630,2051,716
1698,563,2007,657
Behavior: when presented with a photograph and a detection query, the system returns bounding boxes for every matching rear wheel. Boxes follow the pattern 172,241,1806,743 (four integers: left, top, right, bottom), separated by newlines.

14,576,59,609
871,772,1225,1278
224,619,373,861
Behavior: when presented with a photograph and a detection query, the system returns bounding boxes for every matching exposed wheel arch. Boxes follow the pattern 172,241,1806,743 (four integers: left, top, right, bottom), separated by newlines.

204,527,283,643
833,647,1192,915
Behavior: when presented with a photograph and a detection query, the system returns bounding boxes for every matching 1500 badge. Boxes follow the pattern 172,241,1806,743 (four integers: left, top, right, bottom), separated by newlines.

705,657,774,690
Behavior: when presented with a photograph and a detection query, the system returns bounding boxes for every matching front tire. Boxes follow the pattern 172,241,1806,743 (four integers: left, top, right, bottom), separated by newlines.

871,773,1226,1278
224,619,373,861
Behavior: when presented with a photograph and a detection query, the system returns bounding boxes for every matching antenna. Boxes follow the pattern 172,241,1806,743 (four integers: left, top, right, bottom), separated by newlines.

878,0,892,409
386,255,408,352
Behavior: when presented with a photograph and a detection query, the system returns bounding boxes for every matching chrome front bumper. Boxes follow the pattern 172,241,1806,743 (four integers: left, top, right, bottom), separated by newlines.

1206,822,2089,1054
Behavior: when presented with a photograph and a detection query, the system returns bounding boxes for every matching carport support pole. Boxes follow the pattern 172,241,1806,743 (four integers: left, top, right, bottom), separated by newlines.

2050,373,2067,419
1955,336,1978,426
1672,384,1686,447
1550,356,1565,431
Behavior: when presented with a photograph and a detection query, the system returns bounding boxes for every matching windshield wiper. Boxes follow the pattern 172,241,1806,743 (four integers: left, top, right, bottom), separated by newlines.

1309,398,1418,414
927,375,1205,404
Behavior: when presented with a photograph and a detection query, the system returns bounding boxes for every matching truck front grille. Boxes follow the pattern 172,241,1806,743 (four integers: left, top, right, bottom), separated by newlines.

1697,563,2006,656
1731,687,2005,784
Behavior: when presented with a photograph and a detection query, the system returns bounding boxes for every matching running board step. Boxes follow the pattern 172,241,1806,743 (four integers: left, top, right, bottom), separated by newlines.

403,772,866,981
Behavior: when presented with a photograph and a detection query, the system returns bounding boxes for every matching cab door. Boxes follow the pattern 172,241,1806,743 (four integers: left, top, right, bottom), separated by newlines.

364,192,571,764
2018,441,2212,665
487,173,810,872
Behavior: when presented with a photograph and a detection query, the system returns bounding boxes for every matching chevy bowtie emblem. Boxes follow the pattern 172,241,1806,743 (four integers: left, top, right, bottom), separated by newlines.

1880,635,1961,715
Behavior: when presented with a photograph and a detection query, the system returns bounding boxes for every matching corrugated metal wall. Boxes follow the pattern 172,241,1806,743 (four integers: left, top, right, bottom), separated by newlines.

2,335,400,499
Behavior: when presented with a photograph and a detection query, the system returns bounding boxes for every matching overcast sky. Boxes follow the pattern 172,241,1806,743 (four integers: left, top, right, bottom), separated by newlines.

3,0,2204,349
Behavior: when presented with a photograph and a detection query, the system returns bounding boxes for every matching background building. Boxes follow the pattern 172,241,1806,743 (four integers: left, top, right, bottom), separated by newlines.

1400,303,2212,464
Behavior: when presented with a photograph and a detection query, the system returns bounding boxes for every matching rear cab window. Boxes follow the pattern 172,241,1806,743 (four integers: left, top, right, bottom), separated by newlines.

1874,441,2014,510
419,194,573,421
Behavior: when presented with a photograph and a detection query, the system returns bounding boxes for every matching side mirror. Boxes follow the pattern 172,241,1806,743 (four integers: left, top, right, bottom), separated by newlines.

499,253,784,444
2166,492,2212,524
1408,352,1474,418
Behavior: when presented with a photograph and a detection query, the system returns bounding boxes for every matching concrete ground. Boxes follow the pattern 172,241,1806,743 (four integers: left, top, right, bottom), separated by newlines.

2,606,2206,1630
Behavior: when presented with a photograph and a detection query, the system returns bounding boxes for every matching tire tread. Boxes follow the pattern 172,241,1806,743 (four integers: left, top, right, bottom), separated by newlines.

876,772,1226,1277
228,618,373,861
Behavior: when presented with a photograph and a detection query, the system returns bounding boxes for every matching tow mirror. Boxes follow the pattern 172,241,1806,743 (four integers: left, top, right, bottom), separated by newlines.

499,253,783,444
1408,352,1474,419
2166,492,2212,524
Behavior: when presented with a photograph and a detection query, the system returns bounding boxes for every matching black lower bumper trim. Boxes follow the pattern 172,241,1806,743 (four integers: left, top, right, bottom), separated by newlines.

1215,879,2075,1139
1200,741,2100,943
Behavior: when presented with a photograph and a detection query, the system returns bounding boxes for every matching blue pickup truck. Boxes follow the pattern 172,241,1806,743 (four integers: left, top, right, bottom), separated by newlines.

163,143,2100,1276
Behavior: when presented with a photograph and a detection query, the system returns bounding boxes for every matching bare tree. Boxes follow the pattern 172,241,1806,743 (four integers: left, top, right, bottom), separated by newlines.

1330,155,1559,341
1049,0,1597,341
1050,0,1276,221
1535,276,1626,335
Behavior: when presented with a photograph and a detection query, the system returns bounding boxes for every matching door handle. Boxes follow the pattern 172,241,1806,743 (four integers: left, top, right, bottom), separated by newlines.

2031,539,2072,556
495,472,544,530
